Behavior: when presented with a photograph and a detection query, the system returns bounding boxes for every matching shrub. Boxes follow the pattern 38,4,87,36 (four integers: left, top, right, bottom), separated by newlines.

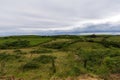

67,67,81,76
33,55,56,64
43,42,65,49
0,40,30,49
76,49,92,68
42,41,72,49
0,53,21,61
87,39,94,42
104,57,120,73
76,49,112,72
22,61,40,71
30,49,52,54
89,34,97,38
13,49,27,55
99,39,120,48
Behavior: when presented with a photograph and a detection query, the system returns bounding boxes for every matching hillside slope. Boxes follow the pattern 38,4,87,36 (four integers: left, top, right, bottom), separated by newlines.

0,35,119,80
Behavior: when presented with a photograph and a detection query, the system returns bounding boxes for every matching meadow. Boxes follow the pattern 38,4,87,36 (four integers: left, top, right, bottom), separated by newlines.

0,35,119,80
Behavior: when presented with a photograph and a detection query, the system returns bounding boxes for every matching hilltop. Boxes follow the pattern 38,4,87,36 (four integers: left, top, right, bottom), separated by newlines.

0,35,119,80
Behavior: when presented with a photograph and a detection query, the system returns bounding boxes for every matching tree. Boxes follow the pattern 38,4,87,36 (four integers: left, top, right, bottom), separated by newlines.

104,57,120,73
76,49,91,68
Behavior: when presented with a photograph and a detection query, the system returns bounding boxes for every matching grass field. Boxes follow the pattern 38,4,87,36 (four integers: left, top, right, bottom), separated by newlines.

0,35,119,80
0,36,52,46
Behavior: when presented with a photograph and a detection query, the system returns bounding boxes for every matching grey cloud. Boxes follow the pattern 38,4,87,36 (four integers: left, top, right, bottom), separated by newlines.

0,0,120,36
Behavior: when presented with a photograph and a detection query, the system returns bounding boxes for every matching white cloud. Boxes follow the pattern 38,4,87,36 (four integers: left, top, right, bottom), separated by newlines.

0,0,120,35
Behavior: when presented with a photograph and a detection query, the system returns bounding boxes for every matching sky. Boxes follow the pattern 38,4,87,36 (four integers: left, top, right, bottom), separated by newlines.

0,0,120,36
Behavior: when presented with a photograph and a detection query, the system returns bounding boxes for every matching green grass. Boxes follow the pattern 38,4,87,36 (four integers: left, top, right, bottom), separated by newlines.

0,35,119,80
107,36,120,42
0,36,52,46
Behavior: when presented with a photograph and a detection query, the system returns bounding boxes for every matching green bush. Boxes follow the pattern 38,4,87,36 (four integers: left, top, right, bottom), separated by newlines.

22,61,40,71
30,49,52,54
43,42,65,49
76,49,92,68
104,57,120,73
0,53,21,61
33,55,56,64
99,39,120,48
14,49,27,55
42,41,73,49
89,34,97,38
67,67,81,76
0,39,30,49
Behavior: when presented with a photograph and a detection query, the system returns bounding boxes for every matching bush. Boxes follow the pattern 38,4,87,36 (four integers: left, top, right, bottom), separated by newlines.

43,42,65,49
22,61,40,71
87,39,94,42
30,49,52,54
33,55,56,64
76,49,92,68
0,53,21,61
99,39,120,48
0,39,30,49
14,49,27,55
42,41,72,49
67,67,81,76
104,57,120,73
76,49,113,72
89,34,97,38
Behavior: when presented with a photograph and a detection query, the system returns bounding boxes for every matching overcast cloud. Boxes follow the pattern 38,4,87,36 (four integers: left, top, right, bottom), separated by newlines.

0,0,120,36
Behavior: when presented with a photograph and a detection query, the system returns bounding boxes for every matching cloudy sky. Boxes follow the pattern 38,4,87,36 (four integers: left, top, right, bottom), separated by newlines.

0,0,120,36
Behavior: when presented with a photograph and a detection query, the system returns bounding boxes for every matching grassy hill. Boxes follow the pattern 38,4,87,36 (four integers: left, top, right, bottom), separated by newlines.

0,35,119,80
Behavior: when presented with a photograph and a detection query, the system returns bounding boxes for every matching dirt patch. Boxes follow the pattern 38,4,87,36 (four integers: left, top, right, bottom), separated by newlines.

109,74,120,80
51,74,103,80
